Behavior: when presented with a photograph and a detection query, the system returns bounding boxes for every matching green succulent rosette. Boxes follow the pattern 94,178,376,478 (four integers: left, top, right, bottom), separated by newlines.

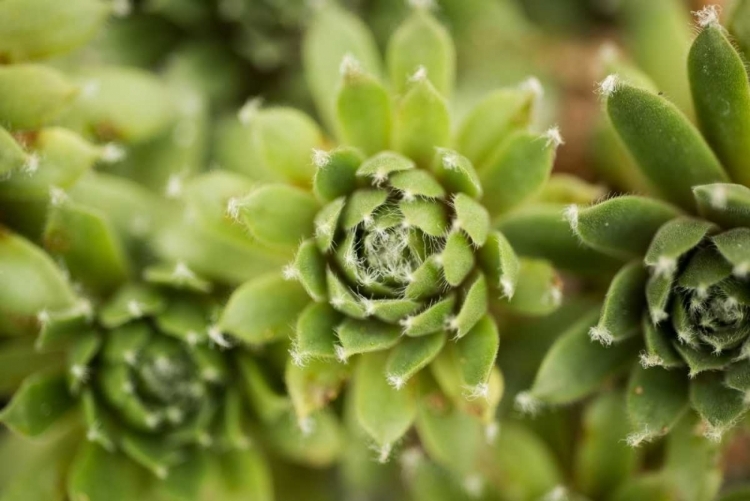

522,11,750,444
167,3,565,464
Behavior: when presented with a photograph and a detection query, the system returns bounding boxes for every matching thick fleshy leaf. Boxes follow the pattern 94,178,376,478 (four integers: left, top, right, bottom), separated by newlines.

314,197,345,252
478,231,520,299
0,372,74,437
393,78,450,167
713,228,750,275
336,318,401,360
694,183,750,229
385,333,447,389
415,389,483,475
575,393,639,500
689,25,750,187
500,204,623,277
399,199,449,237
441,231,474,286
457,87,537,168
336,68,391,156
67,443,150,501
286,358,350,420
606,82,728,210
354,351,417,452
506,259,562,316
430,148,482,198
0,337,63,395
455,315,499,390
64,67,177,144
644,218,715,270
479,131,555,218
357,151,414,181
590,262,647,345
238,184,319,249
265,409,342,467
326,268,367,319
303,3,381,131
293,302,341,362
0,229,76,336
237,355,290,423
626,365,688,445
674,342,733,377
44,201,129,295
198,448,273,501
453,194,489,246
404,256,443,300
678,247,732,291
0,65,77,130
341,189,388,229
452,273,488,338
221,273,311,344
386,9,455,96
725,361,750,393
0,0,108,62
99,284,164,328
522,309,640,406
312,147,363,202
569,196,681,260
690,372,747,440
293,239,327,302
403,295,456,337
645,273,671,325
390,169,445,199
642,317,683,369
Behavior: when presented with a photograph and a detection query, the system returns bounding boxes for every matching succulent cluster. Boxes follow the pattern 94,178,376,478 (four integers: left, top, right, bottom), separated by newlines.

6,0,750,500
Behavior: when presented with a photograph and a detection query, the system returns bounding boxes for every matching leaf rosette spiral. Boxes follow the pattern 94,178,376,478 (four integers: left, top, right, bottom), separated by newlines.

194,2,563,459
523,15,750,444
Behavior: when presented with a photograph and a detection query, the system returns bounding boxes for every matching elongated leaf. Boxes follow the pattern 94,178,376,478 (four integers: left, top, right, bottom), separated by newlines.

393,78,450,167
590,262,647,345
386,10,455,96
0,372,74,437
690,371,747,440
354,352,417,452
606,82,728,210
303,3,381,131
523,310,640,406
693,183,750,229
689,25,750,187
570,196,681,260
626,365,688,444
336,71,390,156
221,273,311,344
385,333,446,389
0,65,77,130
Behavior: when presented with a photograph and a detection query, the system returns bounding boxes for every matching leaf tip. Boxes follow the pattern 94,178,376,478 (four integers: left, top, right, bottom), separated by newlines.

693,5,721,28
542,126,564,149
238,97,263,126
563,204,579,231
588,325,614,346
514,391,542,415
597,74,619,98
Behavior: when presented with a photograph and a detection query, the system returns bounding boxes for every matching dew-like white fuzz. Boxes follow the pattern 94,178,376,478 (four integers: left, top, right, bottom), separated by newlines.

500,276,515,299
165,173,183,199
334,345,349,364
463,475,484,498
49,186,68,207
653,255,677,278
311,148,331,168
708,184,728,209
589,325,614,346
520,76,544,101
639,351,664,368
101,143,126,163
514,391,541,415
238,97,263,125
208,325,232,349
694,5,721,28
734,262,750,278
339,53,362,77
282,263,299,281
484,421,500,444
112,0,132,17
598,74,619,97
23,153,40,175
543,126,564,148
127,300,143,318
563,204,579,231
464,383,489,401
387,374,406,390
408,65,428,83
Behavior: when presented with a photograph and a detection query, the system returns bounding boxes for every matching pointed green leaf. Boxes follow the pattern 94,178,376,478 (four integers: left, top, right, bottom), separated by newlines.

221,273,311,344
694,183,750,228
713,228,750,275
626,364,688,444
690,371,747,440
303,3,381,131
457,87,537,168
99,284,164,329
390,169,445,199
400,199,449,237
479,131,555,217
478,230,520,299
441,231,474,286
385,333,447,389
286,358,350,420
524,310,640,406
293,239,327,302
643,317,684,369
570,196,681,260
590,262,647,345
453,193,489,246
341,189,388,229
387,9,455,96
0,372,74,437
326,268,367,319
67,443,150,501
314,197,345,252
506,258,562,316
336,70,391,156
294,302,341,362
312,147,364,202
337,318,401,360
354,351,417,450
238,184,319,249
644,217,715,269
452,273,488,338
249,108,322,186
404,256,443,300
689,25,750,186
455,315,499,389
403,295,456,337
0,65,77,130
44,200,129,296
606,81,728,210
430,148,482,198
393,78,450,167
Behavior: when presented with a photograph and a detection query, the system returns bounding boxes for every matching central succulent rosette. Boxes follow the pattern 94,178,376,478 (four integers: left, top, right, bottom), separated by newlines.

201,2,563,461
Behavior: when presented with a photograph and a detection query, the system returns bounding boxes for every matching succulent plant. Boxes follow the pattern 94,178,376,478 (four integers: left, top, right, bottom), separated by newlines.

521,8,750,445
158,1,565,467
